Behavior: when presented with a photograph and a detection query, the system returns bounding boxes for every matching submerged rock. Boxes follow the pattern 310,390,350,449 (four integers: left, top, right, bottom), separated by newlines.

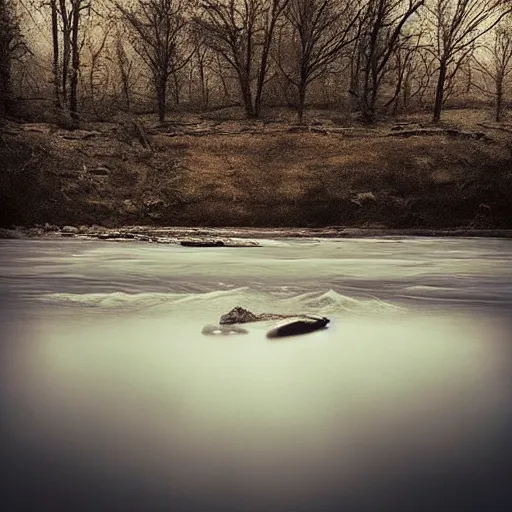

61,225,79,234
201,324,249,336
220,306,292,325
0,228,23,239
219,307,330,339
266,315,330,338
43,223,60,232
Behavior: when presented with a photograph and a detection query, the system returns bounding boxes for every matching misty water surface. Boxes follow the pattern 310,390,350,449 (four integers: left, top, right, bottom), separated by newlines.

1,237,511,512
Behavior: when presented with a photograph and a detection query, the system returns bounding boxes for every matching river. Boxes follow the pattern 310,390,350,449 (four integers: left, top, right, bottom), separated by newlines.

1,237,511,512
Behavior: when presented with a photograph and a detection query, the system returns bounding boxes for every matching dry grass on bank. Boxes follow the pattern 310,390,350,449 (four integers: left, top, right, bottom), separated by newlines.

1,108,512,229
170,133,511,227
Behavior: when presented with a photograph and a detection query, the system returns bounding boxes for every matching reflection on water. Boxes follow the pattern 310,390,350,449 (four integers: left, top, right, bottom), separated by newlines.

1,238,512,512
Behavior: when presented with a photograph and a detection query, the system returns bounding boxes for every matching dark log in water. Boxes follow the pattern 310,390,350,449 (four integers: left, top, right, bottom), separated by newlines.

181,240,225,247
266,315,330,338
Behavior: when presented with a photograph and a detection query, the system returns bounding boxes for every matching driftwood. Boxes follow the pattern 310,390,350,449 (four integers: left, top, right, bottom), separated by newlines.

477,123,512,134
181,240,225,247
148,122,376,138
180,239,259,247
387,128,491,140
56,130,100,140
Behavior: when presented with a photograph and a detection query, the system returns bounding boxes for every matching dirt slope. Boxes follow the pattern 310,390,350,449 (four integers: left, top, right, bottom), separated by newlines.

1,119,511,229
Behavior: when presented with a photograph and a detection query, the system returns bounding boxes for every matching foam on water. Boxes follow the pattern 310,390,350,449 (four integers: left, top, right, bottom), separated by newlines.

285,289,403,314
36,287,403,319
3,237,512,312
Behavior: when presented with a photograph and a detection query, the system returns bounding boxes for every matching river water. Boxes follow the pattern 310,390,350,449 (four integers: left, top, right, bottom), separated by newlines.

1,237,511,512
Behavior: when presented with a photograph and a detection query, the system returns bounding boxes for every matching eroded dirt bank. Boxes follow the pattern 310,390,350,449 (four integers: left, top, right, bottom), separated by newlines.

1,119,511,230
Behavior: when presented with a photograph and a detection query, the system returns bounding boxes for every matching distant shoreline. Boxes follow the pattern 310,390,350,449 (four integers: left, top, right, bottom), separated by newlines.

2,226,512,242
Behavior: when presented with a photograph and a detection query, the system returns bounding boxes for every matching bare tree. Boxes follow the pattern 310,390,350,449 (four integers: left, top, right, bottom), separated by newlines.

198,0,290,118
34,0,90,119
0,0,29,115
114,27,135,110
351,0,425,123
187,25,224,110
49,0,61,107
386,31,425,113
278,0,362,123
395,39,437,111
195,44,212,108
116,0,192,122
471,24,512,121
69,1,91,120
187,36,215,109
82,22,112,118
426,0,512,122
25,0,64,108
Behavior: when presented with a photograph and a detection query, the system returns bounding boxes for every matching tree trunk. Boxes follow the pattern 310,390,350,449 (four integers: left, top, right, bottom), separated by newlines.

297,81,306,124
198,57,208,110
360,50,376,123
495,76,503,122
239,71,255,118
59,0,70,104
122,75,131,110
69,1,80,121
255,36,271,118
362,105,375,124
361,77,378,124
216,54,230,100
173,74,180,105
433,60,447,123
254,75,264,117
157,74,167,122
0,55,10,116
116,38,131,110
0,0,10,115
50,0,61,108
402,74,411,112
349,45,361,111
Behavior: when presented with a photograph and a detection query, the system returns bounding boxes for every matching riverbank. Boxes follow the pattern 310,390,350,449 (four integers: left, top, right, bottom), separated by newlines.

2,109,511,230
2,225,512,244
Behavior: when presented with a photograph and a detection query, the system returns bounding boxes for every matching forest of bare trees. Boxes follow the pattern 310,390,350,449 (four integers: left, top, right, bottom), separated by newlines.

2,0,512,124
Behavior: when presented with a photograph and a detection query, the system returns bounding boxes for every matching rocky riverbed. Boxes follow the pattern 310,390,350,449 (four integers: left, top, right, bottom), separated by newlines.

2,225,512,245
